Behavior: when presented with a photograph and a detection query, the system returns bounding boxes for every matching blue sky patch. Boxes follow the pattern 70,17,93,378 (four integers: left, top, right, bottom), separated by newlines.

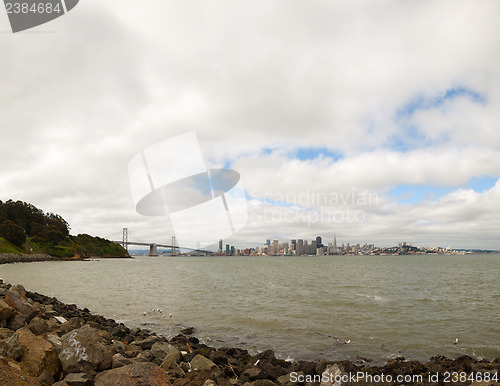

389,176,498,204
467,176,497,193
289,147,342,162
396,86,486,119
389,185,454,204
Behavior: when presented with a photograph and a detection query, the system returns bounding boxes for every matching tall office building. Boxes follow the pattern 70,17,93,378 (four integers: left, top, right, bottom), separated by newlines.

272,239,279,255
333,234,338,253
218,239,223,252
316,236,323,248
266,239,271,246
297,239,304,255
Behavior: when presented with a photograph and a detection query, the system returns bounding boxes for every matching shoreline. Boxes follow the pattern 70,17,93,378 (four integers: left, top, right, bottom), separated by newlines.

0,254,134,265
0,281,498,385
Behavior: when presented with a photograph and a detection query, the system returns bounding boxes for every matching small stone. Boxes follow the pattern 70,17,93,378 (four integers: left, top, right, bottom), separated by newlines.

64,372,95,386
134,350,154,362
133,335,160,350
242,366,266,382
180,327,195,335
124,344,142,358
111,353,132,368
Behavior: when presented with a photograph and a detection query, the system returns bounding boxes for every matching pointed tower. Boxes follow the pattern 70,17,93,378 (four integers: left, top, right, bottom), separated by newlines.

333,234,338,253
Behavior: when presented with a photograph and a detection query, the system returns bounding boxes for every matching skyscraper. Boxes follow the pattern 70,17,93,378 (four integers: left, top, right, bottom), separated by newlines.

333,234,338,253
297,239,304,255
218,239,223,252
316,236,322,248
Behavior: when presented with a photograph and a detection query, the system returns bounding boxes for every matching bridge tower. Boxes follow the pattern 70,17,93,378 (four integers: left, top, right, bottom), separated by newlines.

122,228,128,251
171,236,177,256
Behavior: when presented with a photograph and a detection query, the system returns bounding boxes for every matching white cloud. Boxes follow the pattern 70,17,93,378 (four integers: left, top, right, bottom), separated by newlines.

0,0,499,250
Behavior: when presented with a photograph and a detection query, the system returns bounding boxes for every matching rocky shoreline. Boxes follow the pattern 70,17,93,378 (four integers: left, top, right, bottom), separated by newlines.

0,254,54,265
0,281,498,385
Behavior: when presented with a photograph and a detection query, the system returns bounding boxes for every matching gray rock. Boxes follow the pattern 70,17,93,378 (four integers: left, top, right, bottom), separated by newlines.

112,340,126,356
133,335,160,350
151,341,179,364
134,350,154,362
242,366,266,382
64,372,94,386
4,286,38,321
59,325,114,374
0,333,23,360
191,354,220,377
320,364,343,386
111,353,132,368
45,333,63,354
277,372,304,385
160,351,181,370
124,343,142,358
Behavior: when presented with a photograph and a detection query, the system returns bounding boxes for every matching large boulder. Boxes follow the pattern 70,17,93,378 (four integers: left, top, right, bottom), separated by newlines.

94,362,171,385
59,325,114,374
5,286,39,321
17,327,60,377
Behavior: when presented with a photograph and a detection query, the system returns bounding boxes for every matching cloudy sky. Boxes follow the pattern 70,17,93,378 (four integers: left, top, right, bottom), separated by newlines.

1,0,499,250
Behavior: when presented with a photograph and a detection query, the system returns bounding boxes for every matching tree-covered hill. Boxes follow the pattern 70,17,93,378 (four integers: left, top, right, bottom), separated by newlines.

0,200,129,258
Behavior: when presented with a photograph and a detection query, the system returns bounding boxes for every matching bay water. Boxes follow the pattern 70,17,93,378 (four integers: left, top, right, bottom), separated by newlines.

1,254,498,364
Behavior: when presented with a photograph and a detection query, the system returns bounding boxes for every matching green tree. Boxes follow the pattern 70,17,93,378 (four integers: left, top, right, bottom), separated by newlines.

0,220,26,246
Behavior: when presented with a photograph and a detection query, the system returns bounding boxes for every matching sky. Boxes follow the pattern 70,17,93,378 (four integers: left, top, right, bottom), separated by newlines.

1,0,499,250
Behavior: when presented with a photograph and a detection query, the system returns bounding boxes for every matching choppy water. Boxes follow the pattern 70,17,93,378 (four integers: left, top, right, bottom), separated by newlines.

1,254,499,363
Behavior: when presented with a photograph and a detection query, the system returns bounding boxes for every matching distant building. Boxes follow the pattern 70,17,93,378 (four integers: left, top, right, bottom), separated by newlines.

225,244,230,254
218,239,223,252
272,239,279,255
316,236,323,248
297,239,304,255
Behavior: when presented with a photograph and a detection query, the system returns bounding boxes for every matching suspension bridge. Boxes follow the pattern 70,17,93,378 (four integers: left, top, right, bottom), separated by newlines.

108,228,215,256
